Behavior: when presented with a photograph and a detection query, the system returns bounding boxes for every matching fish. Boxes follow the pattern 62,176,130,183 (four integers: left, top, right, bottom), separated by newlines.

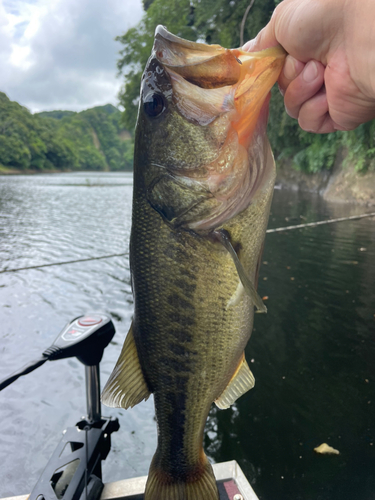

102,26,285,500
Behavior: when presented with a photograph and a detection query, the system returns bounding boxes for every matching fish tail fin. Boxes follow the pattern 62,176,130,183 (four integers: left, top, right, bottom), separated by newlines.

145,455,219,500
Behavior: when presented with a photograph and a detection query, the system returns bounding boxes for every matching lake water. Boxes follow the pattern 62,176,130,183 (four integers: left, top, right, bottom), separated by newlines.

0,172,374,500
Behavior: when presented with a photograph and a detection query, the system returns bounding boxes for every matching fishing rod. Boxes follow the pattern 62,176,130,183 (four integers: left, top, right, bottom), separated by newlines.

0,313,120,500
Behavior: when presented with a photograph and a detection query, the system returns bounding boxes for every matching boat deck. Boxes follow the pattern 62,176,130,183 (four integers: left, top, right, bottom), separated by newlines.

3,460,259,500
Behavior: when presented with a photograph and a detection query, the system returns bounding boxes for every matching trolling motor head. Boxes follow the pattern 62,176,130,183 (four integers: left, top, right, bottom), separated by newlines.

47,314,117,423
0,313,116,393
46,314,116,366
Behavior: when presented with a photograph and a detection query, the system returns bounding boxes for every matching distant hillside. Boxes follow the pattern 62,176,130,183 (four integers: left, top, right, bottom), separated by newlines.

36,110,77,120
0,92,133,172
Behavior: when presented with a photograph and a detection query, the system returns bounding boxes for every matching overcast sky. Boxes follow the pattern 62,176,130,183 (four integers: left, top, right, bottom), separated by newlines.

0,0,144,113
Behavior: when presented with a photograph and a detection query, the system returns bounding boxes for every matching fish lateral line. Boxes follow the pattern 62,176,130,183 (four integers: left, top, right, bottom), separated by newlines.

213,229,267,313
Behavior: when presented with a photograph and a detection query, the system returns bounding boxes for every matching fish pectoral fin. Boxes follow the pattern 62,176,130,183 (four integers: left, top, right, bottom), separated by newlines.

215,353,255,410
101,324,150,409
215,229,267,313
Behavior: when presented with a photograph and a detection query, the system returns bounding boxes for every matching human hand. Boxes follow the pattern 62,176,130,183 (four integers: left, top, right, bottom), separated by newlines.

243,0,375,133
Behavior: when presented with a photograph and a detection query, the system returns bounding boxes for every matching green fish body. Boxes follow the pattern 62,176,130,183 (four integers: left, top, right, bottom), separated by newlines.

102,26,285,500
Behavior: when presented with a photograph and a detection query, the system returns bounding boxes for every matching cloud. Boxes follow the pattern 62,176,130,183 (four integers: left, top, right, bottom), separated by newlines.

0,0,144,112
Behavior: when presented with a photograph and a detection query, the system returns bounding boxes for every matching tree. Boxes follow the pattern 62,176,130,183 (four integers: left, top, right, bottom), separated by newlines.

116,0,196,130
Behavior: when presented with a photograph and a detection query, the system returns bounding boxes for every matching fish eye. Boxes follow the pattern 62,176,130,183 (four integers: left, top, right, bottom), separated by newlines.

144,93,166,118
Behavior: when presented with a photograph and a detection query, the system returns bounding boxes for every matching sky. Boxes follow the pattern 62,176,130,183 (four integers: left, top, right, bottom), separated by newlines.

0,0,144,113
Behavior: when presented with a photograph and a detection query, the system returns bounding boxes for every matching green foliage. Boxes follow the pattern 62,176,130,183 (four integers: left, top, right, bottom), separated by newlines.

116,0,195,129
0,92,133,172
142,0,155,10
292,132,339,174
340,121,375,173
36,110,77,120
193,0,275,47
0,135,30,169
116,0,375,176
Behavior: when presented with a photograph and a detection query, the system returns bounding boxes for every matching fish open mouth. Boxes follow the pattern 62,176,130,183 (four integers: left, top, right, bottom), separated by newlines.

146,26,285,231
154,25,285,143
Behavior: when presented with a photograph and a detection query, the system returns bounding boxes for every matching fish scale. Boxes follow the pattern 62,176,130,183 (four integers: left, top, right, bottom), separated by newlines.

132,190,239,448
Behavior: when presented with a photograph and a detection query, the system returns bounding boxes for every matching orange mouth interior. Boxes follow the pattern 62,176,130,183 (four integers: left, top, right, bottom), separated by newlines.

231,47,286,148
154,26,286,147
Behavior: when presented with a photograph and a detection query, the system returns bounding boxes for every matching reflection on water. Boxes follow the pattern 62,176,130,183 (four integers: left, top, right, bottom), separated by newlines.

0,173,374,500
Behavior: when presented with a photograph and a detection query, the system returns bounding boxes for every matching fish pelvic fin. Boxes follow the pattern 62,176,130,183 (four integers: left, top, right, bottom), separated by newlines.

215,229,267,313
101,323,150,409
145,455,219,500
215,353,255,410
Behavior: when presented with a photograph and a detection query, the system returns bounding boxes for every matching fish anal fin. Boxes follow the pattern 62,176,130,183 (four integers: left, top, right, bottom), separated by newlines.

215,353,255,410
101,324,150,409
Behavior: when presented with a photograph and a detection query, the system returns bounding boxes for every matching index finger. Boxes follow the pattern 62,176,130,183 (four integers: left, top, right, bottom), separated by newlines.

242,22,278,52
242,2,281,52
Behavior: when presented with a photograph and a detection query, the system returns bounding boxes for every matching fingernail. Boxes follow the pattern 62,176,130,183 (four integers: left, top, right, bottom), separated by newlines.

283,56,298,80
303,61,318,83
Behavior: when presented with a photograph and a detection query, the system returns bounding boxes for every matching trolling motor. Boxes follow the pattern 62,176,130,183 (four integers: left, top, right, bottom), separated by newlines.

0,313,120,500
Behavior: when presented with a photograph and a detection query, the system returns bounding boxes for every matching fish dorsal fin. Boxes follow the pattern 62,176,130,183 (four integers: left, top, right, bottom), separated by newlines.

215,229,267,313
215,353,255,409
101,324,150,409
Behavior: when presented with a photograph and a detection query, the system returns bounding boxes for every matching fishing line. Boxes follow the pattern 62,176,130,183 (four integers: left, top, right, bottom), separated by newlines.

0,253,127,273
0,212,374,274
265,211,375,233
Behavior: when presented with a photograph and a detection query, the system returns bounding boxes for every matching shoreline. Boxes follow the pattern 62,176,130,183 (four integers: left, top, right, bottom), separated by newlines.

276,153,375,207
0,167,73,175
0,167,132,176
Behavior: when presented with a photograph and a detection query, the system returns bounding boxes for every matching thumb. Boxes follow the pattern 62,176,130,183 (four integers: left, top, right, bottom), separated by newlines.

242,17,278,52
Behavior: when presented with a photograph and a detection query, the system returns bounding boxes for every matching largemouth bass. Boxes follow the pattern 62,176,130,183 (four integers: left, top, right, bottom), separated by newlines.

102,26,285,500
